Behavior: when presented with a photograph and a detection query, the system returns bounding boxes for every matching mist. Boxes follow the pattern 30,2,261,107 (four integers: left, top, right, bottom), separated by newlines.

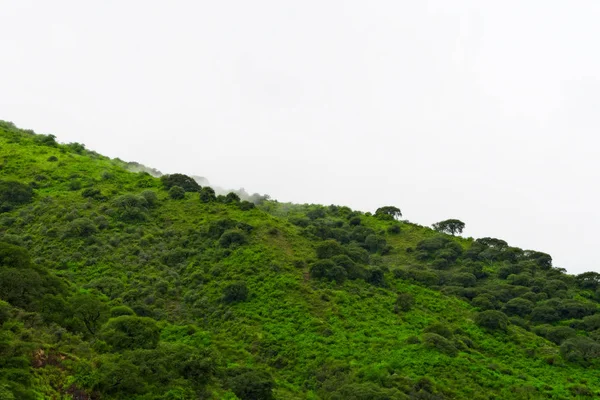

1,1,599,273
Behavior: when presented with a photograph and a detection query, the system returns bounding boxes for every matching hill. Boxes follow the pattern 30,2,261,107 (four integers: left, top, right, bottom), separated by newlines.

0,120,599,399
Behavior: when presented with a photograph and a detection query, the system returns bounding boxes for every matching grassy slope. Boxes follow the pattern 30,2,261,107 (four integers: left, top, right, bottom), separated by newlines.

0,121,598,399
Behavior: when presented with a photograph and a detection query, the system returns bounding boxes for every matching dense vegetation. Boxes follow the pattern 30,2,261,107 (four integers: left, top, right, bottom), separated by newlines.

0,120,599,399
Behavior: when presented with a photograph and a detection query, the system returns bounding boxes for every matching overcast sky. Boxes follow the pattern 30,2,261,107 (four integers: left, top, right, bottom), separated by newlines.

1,1,599,274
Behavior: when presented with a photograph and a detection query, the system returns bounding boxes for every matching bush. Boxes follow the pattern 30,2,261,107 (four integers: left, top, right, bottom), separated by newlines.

316,240,345,259
101,316,161,350
81,187,102,199
168,185,186,200
66,218,98,237
387,224,401,234
475,310,509,331
110,305,135,317
422,332,458,357
503,298,533,317
112,194,148,222
227,368,275,400
0,180,33,210
223,281,249,303
239,201,255,211
310,260,347,284
199,187,216,203
560,336,600,364
533,325,576,344
394,292,415,313
451,272,477,287
140,190,158,207
219,230,248,248
471,295,496,310
160,173,201,192
424,323,453,339
530,305,560,324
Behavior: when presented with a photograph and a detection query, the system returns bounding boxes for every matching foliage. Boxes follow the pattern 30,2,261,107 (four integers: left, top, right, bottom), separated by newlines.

160,173,201,192
475,310,509,331
374,206,402,220
1,121,600,399
432,219,465,236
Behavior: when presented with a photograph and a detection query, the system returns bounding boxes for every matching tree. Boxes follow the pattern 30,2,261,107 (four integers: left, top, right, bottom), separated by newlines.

315,240,345,259
199,186,216,203
575,272,600,290
227,368,275,400
101,316,161,350
394,292,415,313
222,281,249,303
71,292,109,335
160,173,201,192
0,180,33,210
168,185,186,199
503,298,533,317
475,310,509,331
219,229,247,248
310,260,347,284
432,219,465,236
374,206,402,220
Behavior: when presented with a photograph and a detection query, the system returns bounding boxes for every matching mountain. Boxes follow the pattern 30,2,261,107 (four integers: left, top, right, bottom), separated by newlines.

0,120,599,399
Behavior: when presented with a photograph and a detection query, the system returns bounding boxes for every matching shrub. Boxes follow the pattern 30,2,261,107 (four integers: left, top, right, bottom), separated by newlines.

239,201,255,211
66,218,98,237
199,187,216,203
395,293,415,313
471,295,495,310
0,180,33,210
110,305,135,317
112,194,148,222
310,260,347,284
533,325,576,345
168,185,186,200
560,336,600,364
101,316,161,350
503,298,534,317
424,323,453,339
451,272,477,287
140,190,158,207
530,305,560,324
160,173,200,192
219,230,248,248
387,224,401,234
223,281,249,303
315,240,345,259
224,192,241,203
227,368,274,400
422,333,458,357
475,310,509,331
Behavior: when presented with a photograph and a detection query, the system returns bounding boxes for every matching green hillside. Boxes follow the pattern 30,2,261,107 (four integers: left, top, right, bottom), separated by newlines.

1,120,599,399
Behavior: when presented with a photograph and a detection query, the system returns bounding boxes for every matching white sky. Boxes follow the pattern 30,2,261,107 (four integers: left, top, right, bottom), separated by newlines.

1,1,599,274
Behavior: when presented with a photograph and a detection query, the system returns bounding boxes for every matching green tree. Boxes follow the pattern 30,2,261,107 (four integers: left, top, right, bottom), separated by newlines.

101,316,161,350
475,310,509,331
160,173,201,192
71,292,109,335
394,292,415,313
432,219,465,236
199,186,217,203
503,298,534,317
227,368,275,400
169,185,186,199
223,281,249,303
374,206,402,220
0,180,33,210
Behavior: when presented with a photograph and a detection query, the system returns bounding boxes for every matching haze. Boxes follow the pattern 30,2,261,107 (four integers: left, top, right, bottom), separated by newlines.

1,1,599,274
